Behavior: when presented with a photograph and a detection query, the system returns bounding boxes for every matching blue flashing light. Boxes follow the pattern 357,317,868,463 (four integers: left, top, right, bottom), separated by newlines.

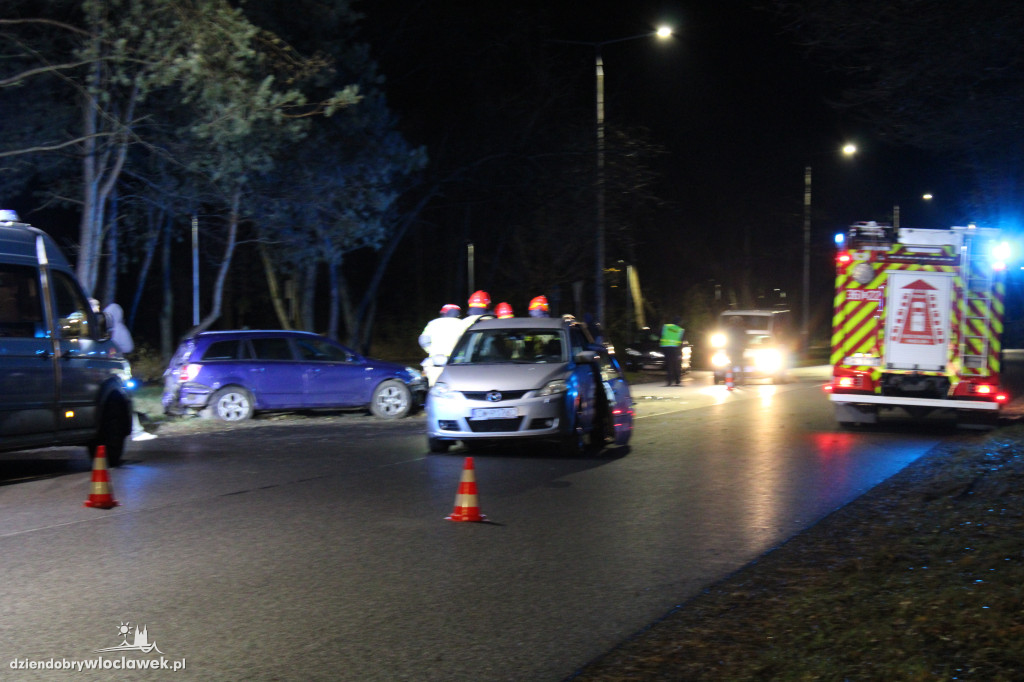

834,232,845,246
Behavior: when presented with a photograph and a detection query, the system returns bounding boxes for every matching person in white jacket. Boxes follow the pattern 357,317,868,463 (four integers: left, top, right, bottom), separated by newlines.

102,303,156,441
419,304,465,386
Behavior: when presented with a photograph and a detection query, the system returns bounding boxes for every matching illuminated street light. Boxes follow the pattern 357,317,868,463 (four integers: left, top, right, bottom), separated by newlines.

555,26,673,327
801,142,857,355
893,192,933,228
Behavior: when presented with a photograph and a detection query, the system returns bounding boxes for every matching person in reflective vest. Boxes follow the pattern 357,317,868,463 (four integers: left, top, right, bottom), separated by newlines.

659,318,684,386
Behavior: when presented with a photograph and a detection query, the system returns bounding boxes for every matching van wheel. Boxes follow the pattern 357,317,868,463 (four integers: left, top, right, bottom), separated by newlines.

370,380,412,419
209,387,254,421
89,397,129,467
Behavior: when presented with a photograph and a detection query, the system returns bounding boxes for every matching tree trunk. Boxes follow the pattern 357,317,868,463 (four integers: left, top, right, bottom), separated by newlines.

259,240,293,330
191,189,241,335
160,212,175,359
100,187,119,306
300,265,316,331
128,207,165,332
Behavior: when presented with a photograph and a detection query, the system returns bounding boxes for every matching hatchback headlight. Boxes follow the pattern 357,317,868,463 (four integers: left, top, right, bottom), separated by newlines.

430,382,457,399
537,379,568,396
711,350,730,368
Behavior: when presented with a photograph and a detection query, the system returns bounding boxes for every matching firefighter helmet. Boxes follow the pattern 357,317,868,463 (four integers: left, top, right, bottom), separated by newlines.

494,302,514,318
468,290,491,309
439,303,461,318
528,295,549,317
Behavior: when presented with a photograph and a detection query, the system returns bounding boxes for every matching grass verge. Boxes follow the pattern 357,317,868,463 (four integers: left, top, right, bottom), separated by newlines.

572,425,1024,681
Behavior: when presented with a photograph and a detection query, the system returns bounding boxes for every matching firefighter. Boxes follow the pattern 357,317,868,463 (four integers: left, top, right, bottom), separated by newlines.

659,317,685,386
467,290,491,317
495,302,514,318
528,295,550,317
419,303,464,386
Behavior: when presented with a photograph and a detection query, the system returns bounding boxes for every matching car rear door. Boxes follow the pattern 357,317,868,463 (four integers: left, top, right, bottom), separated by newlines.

293,336,364,407
0,263,57,446
248,336,306,408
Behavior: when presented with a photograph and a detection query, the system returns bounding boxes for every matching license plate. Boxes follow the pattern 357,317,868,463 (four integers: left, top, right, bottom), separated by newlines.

471,407,518,419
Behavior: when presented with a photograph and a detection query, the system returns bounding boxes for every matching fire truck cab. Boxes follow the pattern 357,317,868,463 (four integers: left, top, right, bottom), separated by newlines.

828,221,1009,426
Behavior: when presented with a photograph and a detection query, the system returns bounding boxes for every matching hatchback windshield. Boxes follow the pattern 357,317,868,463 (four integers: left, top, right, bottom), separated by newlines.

449,329,565,364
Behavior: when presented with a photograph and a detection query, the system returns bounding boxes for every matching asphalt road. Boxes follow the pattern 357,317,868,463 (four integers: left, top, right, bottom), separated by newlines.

0,366,961,681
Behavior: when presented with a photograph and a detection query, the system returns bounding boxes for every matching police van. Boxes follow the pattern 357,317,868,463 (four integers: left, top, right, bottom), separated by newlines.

0,210,133,466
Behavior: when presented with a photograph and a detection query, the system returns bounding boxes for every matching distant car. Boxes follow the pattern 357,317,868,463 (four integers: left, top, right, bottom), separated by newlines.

425,316,633,455
709,310,794,384
623,328,692,374
162,330,426,421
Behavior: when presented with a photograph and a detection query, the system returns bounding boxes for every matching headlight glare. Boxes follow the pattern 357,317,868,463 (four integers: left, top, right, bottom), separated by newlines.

538,379,568,396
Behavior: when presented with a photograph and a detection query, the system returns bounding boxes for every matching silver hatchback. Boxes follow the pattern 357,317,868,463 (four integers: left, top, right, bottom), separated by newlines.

425,317,633,455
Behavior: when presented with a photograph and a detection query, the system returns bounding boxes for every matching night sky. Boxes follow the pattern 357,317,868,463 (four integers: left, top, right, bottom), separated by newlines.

355,1,965,326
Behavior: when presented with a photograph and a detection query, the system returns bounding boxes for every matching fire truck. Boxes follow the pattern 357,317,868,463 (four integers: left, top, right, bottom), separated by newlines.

827,221,1010,426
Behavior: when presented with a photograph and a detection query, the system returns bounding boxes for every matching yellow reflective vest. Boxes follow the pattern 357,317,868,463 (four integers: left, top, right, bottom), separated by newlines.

659,323,683,347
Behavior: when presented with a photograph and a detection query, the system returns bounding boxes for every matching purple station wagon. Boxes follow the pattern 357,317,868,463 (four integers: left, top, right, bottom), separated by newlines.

162,330,426,421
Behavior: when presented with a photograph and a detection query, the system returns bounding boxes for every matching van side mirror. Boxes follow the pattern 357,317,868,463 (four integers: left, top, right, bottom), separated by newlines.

58,311,88,338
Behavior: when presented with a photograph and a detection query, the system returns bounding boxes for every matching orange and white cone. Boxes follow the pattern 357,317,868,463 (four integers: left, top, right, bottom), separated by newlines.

725,366,735,391
83,445,119,509
446,457,485,522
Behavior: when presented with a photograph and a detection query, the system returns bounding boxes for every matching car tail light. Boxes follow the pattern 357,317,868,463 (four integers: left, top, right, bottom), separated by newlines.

179,363,202,382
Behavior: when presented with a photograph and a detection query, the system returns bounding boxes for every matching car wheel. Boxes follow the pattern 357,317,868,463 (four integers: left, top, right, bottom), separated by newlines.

428,437,452,453
370,380,412,419
88,396,130,467
209,387,254,422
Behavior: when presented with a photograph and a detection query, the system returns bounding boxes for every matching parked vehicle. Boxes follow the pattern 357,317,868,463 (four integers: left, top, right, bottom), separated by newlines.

827,222,1009,426
162,330,426,421
622,327,692,374
425,316,633,455
0,210,134,466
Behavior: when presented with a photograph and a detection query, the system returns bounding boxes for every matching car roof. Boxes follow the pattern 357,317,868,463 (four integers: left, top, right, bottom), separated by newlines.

464,316,572,331
191,329,331,341
722,309,789,317
0,222,73,269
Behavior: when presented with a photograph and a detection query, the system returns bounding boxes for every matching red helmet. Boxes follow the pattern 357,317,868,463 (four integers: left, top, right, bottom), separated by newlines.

439,303,461,317
494,302,514,318
529,295,549,312
468,290,491,309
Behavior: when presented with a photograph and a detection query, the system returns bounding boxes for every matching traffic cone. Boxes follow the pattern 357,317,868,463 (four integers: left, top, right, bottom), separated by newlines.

725,366,735,391
446,457,485,522
84,445,119,509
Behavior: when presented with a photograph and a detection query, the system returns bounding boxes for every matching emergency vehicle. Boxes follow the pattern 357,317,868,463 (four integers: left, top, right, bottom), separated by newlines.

827,221,1010,426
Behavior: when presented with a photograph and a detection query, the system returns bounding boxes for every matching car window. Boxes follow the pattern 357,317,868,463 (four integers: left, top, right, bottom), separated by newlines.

595,349,619,381
0,264,43,338
450,329,565,364
569,328,589,357
294,337,353,362
51,271,93,338
251,337,294,360
200,339,246,361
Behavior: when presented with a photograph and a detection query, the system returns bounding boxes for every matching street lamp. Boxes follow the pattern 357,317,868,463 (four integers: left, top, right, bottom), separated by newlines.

555,26,673,327
893,193,933,228
801,142,857,356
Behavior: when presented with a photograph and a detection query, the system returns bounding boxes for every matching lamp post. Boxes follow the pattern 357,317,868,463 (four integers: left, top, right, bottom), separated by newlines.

801,143,857,356
556,26,672,327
